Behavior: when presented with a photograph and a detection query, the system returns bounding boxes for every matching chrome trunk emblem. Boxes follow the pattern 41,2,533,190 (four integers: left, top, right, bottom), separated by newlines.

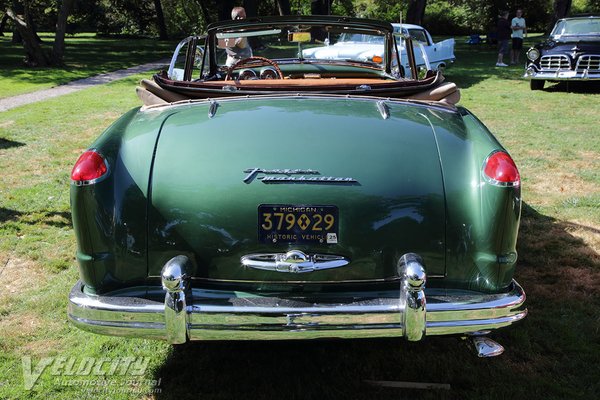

241,250,349,273
243,168,358,184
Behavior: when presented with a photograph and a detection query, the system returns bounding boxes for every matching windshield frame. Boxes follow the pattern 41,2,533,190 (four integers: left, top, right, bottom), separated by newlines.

205,15,398,75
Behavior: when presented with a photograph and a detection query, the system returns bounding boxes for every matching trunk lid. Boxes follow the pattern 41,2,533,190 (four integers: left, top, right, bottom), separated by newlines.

148,97,446,284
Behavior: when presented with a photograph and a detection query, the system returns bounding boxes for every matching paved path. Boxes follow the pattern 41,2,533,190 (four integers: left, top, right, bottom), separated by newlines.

0,58,170,112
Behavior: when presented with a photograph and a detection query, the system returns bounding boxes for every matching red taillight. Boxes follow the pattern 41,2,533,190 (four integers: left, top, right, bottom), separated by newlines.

483,151,520,187
71,150,108,184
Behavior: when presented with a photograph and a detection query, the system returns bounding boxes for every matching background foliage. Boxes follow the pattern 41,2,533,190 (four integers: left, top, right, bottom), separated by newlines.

2,0,600,39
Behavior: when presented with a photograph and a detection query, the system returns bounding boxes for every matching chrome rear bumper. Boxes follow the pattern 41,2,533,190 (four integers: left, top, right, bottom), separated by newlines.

68,255,527,344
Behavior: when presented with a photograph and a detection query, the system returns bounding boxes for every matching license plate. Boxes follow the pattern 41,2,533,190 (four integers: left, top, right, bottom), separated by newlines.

258,204,339,244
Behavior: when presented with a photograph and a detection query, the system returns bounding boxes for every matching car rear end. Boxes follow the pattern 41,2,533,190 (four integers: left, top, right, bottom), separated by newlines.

68,95,526,354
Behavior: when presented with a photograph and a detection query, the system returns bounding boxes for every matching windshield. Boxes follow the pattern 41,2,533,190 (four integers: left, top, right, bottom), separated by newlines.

337,33,384,44
551,18,600,37
212,23,389,67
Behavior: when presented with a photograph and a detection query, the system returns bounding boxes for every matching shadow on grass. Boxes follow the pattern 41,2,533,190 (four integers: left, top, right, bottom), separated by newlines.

154,337,468,400
149,202,599,400
542,81,600,94
517,202,600,301
0,138,25,150
0,207,71,228
443,43,526,89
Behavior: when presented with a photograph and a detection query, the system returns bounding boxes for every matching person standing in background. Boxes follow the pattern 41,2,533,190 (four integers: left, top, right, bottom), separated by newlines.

224,7,252,67
511,9,527,65
496,11,512,67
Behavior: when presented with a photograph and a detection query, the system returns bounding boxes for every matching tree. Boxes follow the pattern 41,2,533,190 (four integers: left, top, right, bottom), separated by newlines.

6,7,49,66
549,0,571,31
154,0,168,39
0,12,8,36
311,0,333,15
6,0,74,66
553,0,572,18
276,0,290,15
406,0,427,25
243,0,258,18
52,0,74,65
216,0,234,21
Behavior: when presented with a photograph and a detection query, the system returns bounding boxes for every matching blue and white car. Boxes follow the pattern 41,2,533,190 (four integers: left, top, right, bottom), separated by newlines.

302,23,455,73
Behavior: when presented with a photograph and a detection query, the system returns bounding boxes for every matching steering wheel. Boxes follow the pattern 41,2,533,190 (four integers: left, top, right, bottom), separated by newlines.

225,56,283,81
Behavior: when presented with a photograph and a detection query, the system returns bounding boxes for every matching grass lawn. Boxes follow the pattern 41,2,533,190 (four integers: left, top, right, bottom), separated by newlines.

0,33,176,99
0,36,599,399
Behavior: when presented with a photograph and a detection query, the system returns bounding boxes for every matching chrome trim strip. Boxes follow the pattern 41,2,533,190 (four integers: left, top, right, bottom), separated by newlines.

141,92,458,113
148,276,447,282
167,36,193,79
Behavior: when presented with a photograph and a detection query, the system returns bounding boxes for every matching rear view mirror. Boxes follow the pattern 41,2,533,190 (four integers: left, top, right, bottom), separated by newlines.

288,32,311,43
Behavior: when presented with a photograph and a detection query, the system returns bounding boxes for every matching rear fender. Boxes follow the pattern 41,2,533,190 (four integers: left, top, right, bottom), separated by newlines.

429,107,521,292
71,107,176,294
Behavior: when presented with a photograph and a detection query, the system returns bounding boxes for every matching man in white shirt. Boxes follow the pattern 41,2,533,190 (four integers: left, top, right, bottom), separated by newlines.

511,9,527,65
225,7,253,67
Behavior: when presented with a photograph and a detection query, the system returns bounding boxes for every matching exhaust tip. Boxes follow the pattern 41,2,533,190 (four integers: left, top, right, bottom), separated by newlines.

472,336,505,357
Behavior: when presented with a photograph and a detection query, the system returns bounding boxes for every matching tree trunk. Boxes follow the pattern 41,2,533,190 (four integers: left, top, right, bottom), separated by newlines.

52,0,74,66
153,0,168,40
216,0,235,21
311,0,332,15
553,0,572,19
406,0,427,25
276,0,291,15
0,13,8,36
25,8,42,43
195,0,212,26
548,0,572,33
6,8,49,66
243,0,258,17
11,1,23,43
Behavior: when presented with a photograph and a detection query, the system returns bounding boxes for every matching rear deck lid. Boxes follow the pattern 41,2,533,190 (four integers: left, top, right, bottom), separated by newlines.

147,97,447,283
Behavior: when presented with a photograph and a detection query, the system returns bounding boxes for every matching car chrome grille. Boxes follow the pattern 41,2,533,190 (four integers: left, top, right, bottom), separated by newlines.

576,55,600,71
540,55,571,70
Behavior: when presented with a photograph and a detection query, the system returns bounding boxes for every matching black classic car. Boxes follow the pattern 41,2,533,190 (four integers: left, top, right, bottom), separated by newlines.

525,15,600,90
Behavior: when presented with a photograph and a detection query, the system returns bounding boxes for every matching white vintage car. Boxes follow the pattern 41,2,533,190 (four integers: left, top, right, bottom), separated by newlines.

302,23,455,72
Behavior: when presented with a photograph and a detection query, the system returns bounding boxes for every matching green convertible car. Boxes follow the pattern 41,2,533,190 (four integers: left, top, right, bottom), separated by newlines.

68,16,526,357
